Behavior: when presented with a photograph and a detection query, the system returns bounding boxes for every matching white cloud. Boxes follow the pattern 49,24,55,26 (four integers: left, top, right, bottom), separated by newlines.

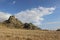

0,12,11,22
12,1,16,4
15,7,55,27
42,21,60,30
45,22,60,24
0,7,55,27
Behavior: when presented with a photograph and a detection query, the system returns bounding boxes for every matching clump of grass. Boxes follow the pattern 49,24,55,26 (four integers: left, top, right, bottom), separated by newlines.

26,38,32,40
15,36,20,40
6,35,11,37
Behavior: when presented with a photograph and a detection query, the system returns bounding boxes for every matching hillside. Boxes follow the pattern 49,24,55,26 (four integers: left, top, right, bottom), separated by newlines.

0,16,60,40
0,29,60,40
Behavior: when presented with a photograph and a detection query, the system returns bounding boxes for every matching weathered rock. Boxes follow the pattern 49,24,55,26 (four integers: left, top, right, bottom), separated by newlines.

3,16,23,28
2,16,41,30
24,23,41,30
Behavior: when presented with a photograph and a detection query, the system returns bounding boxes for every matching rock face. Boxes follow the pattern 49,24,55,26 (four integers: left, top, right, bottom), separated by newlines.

3,16,41,29
3,16,23,28
24,23,40,30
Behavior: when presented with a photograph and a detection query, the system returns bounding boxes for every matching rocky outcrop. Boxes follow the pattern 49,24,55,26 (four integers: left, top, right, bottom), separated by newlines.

2,16,41,30
24,23,40,30
3,16,23,28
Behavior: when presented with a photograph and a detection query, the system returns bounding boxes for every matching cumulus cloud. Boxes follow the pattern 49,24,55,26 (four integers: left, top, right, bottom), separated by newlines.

15,7,55,27
0,12,11,22
0,7,55,27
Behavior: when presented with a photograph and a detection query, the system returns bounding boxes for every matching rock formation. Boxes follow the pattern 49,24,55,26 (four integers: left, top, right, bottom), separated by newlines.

2,16,41,30
3,16,23,28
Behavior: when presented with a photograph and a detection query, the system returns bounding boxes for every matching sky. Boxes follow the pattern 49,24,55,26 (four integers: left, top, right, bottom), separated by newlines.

0,0,60,30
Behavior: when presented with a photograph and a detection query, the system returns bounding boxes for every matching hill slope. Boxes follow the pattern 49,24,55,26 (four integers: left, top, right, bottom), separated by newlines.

0,16,60,40
0,29,60,40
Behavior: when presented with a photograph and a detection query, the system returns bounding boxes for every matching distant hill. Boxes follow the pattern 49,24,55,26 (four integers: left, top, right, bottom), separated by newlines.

0,16,41,30
56,29,60,31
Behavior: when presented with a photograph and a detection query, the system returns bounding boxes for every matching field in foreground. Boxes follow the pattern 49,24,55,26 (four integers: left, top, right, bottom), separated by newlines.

0,29,60,40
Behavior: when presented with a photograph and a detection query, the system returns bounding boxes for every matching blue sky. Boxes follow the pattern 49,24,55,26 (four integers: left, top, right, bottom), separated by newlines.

0,0,60,30
0,0,57,13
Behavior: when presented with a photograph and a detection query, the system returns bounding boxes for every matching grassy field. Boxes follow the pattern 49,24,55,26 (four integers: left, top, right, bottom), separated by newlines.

0,29,60,40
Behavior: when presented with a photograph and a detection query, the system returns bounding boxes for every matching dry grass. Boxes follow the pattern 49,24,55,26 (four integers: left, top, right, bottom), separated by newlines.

0,29,59,40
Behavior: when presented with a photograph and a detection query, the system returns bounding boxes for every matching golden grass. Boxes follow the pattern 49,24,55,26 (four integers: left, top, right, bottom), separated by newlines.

0,29,60,40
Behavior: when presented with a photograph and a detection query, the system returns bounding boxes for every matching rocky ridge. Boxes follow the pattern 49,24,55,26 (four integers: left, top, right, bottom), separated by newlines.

1,16,40,30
